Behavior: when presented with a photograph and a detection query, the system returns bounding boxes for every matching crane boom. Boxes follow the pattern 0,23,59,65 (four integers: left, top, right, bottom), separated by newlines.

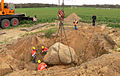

1,0,4,12
0,0,15,15
62,0,64,9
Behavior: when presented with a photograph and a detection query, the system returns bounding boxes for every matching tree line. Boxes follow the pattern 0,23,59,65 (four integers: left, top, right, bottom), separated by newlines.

14,3,120,8
14,3,57,8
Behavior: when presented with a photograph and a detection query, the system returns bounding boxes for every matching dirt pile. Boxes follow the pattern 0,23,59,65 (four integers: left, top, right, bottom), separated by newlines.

39,52,120,76
0,48,22,76
108,29,120,45
0,63,13,76
54,26,116,65
64,13,81,25
3,35,55,71
0,26,119,76
0,36,42,75
6,35,55,62
5,53,120,76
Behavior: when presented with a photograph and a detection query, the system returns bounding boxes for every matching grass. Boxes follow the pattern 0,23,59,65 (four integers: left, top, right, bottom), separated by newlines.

114,49,120,52
15,7,120,28
16,7,58,23
114,45,120,52
0,42,4,44
50,24,55,26
21,30,43,37
45,28,57,38
21,27,57,37
118,45,120,48
107,24,120,28
0,7,119,29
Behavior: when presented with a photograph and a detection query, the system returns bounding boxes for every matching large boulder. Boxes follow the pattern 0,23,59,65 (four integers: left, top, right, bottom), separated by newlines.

43,42,78,65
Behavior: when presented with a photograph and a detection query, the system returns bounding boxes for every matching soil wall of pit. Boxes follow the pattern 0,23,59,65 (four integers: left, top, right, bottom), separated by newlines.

6,26,116,67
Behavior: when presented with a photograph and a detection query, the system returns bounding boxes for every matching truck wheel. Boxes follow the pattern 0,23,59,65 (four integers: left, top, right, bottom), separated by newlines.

11,18,19,26
1,19,10,29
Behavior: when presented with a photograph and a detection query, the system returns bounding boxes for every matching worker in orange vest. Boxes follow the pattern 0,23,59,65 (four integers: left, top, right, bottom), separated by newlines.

31,47,36,63
42,46,48,55
38,60,47,71
73,19,78,30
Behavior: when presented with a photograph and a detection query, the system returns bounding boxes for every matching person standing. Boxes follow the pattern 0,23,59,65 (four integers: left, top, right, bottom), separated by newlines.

33,15,37,22
73,19,78,30
31,47,36,63
92,15,96,26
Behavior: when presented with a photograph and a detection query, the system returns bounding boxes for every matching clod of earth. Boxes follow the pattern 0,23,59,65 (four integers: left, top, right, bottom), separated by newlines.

0,63,13,76
20,23,48,32
0,32,6,35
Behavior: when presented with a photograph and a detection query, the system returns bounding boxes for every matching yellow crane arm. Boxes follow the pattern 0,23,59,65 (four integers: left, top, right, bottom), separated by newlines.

1,0,4,11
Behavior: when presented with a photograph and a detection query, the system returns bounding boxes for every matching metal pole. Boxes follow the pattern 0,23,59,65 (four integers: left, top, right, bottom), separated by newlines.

62,0,64,10
58,0,60,9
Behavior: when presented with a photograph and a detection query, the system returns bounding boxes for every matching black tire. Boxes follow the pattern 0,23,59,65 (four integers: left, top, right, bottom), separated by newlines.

11,18,19,26
1,19,10,29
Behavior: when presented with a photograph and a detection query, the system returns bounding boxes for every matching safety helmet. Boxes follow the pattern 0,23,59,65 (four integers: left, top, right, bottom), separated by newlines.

32,47,35,50
42,46,44,49
38,60,41,64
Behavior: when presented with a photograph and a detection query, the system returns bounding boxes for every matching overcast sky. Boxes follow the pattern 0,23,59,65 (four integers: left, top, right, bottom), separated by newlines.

5,0,120,5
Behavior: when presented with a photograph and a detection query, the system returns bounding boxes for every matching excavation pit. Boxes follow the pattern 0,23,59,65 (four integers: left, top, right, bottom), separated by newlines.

4,26,117,72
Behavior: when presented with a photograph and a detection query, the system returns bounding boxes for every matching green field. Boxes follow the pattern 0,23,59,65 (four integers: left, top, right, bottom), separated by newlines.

15,7,120,28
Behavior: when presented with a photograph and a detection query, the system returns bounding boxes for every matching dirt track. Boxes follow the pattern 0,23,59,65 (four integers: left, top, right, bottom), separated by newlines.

0,23,57,45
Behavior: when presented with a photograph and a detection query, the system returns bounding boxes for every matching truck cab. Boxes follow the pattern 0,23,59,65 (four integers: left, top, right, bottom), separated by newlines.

0,3,15,15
